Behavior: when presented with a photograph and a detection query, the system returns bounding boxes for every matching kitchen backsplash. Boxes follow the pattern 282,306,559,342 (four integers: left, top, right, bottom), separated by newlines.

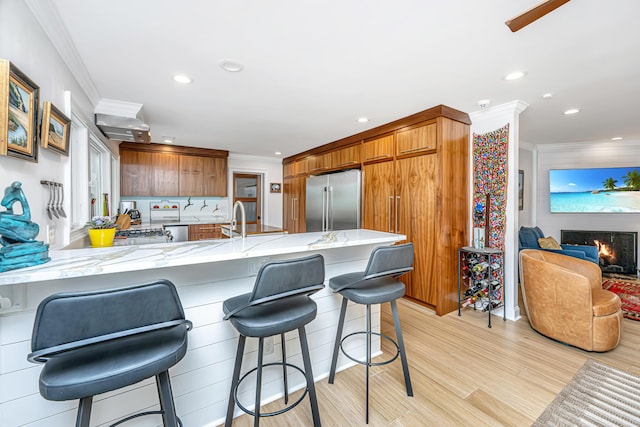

120,196,230,223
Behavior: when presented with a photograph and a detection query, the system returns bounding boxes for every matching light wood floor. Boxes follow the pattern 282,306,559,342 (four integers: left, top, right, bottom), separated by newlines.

227,299,640,426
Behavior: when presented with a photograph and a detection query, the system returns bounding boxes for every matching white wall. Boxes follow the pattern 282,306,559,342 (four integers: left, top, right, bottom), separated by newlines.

518,144,535,227
0,1,113,249
534,139,640,266
228,154,283,228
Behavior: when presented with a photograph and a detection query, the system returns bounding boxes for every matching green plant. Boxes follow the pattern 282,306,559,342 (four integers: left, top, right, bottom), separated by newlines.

87,215,118,229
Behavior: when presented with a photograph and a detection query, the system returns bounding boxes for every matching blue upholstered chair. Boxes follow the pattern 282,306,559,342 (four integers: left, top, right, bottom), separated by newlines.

518,226,598,264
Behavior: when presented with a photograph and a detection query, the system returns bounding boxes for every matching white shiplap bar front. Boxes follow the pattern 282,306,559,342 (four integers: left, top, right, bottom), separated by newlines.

0,230,404,427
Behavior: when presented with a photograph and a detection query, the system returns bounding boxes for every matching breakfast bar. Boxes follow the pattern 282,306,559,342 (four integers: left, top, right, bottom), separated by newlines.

0,229,403,427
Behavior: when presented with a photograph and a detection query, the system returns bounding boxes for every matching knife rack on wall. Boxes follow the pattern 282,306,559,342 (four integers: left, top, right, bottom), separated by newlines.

40,180,66,220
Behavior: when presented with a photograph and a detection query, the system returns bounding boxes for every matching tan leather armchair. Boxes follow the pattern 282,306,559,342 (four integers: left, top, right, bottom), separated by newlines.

519,249,623,352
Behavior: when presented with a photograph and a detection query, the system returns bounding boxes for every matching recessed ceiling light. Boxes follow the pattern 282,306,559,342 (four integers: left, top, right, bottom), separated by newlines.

274,151,282,156
504,71,527,81
163,137,175,144
542,93,553,99
219,59,244,72
173,74,193,84
611,137,623,141
563,108,580,115
357,117,369,123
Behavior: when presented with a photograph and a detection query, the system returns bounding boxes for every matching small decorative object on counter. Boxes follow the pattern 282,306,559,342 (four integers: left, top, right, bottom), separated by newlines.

0,181,50,272
87,215,118,247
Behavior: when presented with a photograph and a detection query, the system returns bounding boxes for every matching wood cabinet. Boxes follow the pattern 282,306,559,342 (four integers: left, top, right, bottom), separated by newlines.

283,176,306,233
120,150,152,196
308,153,331,174
179,155,227,197
294,158,308,176
151,152,179,196
362,135,394,164
188,223,226,241
203,157,227,196
395,120,437,158
363,161,395,233
120,143,228,198
331,145,360,169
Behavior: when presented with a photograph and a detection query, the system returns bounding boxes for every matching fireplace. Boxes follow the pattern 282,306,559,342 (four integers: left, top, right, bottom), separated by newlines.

561,230,638,275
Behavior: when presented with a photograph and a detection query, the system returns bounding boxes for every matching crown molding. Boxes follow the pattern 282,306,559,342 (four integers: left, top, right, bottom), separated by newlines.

469,100,529,122
25,0,101,105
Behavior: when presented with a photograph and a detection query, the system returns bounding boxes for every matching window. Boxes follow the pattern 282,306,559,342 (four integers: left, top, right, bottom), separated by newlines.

70,113,115,231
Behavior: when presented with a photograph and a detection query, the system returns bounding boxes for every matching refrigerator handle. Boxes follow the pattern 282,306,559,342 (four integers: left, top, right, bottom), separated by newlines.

388,196,393,233
322,187,327,231
395,196,400,234
328,186,333,230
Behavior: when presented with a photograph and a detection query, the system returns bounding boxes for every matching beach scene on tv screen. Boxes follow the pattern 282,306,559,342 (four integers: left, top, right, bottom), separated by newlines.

549,167,640,213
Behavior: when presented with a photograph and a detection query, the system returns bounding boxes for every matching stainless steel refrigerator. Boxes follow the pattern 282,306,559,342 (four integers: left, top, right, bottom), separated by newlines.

306,169,361,231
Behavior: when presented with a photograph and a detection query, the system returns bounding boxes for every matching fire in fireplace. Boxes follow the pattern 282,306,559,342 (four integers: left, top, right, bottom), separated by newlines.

561,230,638,275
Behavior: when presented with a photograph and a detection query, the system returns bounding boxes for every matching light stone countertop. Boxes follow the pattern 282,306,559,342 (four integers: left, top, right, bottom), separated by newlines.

0,229,404,286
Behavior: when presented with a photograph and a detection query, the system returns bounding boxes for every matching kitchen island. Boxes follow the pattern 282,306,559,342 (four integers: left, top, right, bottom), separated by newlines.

0,229,404,427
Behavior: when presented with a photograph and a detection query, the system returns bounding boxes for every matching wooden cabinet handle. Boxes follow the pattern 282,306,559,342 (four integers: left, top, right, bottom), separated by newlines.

399,146,432,154
365,154,390,161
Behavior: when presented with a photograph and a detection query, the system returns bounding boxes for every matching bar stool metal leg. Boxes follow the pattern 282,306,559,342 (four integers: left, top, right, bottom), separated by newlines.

299,326,321,427
281,332,288,404
391,300,413,396
254,338,264,426
328,297,348,384
156,371,179,427
76,396,92,427
365,304,372,424
225,335,246,427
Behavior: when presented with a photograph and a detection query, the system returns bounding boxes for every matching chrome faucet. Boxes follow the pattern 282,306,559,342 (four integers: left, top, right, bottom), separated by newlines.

231,200,246,239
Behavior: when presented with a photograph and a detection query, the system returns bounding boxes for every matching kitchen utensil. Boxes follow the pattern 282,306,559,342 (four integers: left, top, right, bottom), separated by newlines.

52,182,59,219
58,183,67,218
45,182,52,220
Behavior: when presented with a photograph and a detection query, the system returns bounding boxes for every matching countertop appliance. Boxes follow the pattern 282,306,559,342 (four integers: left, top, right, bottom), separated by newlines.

306,169,361,232
163,224,189,242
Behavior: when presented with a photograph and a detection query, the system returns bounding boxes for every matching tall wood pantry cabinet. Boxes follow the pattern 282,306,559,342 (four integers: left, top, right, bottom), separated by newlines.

363,116,469,315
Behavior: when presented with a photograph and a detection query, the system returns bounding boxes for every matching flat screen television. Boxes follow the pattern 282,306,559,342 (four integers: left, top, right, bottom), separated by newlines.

549,166,640,213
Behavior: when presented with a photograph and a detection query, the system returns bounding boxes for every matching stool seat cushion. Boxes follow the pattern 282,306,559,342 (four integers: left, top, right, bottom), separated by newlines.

39,326,188,401
329,273,406,305
223,293,317,337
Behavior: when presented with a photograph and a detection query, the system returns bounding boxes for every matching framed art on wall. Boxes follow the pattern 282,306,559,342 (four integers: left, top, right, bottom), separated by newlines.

41,101,71,156
518,170,524,211
0,59,40,162
270,182,281,193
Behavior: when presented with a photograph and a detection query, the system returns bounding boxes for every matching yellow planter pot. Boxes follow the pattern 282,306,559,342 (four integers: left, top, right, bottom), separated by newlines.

88,228,116,247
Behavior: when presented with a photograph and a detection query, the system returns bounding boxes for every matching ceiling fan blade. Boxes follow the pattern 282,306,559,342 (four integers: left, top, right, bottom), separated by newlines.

505,0,570,32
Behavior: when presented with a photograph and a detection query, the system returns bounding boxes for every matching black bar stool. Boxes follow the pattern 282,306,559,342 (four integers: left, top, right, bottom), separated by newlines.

27,279,192,427
328,243,414,423
223,254,325,426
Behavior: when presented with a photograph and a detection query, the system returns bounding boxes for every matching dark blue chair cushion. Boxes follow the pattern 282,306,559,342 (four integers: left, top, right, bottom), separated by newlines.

223,293,317,337
329,273,406,305
39,325,188,401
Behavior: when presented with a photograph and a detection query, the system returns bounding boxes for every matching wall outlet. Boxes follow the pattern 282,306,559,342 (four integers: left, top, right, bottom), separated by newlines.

264,336,274,355
47,225,56,245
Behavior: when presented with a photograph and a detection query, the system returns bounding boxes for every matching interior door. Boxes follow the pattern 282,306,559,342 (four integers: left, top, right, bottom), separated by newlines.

233,173,261,225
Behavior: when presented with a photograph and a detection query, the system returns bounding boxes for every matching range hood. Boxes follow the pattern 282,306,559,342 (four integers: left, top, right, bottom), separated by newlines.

95,99,151,143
